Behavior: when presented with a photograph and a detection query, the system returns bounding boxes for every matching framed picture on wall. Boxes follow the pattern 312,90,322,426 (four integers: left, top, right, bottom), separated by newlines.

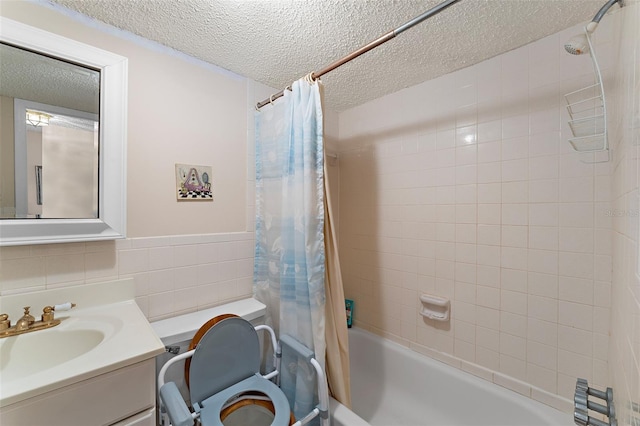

175,164,213,201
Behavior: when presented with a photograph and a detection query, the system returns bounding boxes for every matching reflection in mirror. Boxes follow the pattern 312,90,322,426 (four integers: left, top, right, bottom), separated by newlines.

0,42,100,219
0,17,127,246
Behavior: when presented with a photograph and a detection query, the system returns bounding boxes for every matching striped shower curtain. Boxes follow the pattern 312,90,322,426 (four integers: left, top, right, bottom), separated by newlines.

254,77,326,421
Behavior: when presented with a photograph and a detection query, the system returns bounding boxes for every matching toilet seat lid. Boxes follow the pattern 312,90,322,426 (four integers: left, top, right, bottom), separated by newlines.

189,317,261,405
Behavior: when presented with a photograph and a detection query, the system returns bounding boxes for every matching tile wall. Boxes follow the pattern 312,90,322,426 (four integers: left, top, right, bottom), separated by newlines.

608,0,640,424
337,18,620,410
0,233,255,322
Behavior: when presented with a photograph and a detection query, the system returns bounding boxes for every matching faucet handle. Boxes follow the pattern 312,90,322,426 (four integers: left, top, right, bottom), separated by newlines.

0,314,10,331
52,302,76,312
41,302,76,322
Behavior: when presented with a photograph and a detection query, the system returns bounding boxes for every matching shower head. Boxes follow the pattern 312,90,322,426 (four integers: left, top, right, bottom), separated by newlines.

564,0,622,55
564,34,590,55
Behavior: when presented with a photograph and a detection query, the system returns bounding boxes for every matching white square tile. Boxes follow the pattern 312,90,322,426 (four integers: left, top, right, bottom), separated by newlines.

559,227,594,253
456,184,477,204
502,226,528,248
118,249,149,275
437,129,456,150
477,285,500,309
528,295,558,323
455,204,477,224
503,181,529,204
502,159,529,182
527,272,558,298
559,252,594,279
558,300,593,331
477,265,500,287
502,114,530,139
456,125,477,146
456,145,477,166
529,156,559,180
0,257,46,292
502,204,528,226
528,318,558,347
477,245,501,267
501,289,528,315
529,131,560,157
559,203,594,228
478,120,502,143
456,224,477,244
558,324,593,356
529,227,559,251
478,225,501,246
478,162,502,183
479,204,502,225
530,108,560,134
560,176,594,202
501,267,527,292
502,136,529,161
148,247,175,271
528,249,559,275
500,311,527,337
478,183,502,204
498,354,528,382
456,165,477,185
456,108,479,134
560,154,595,178
478,140,501,163
85,251,118,280
529,179,559,203
527,341,558,371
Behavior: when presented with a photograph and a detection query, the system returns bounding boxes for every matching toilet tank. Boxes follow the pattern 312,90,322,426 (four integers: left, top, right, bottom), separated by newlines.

152,298,266,425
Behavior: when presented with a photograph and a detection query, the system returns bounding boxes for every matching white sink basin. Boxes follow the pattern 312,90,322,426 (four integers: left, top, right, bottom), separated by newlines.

0,328,105,381
0,279,165,408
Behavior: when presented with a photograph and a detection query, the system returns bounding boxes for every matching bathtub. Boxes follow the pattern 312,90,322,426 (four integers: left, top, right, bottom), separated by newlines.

330,327,572,426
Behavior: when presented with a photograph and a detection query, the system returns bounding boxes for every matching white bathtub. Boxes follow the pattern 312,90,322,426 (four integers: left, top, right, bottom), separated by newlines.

331,327,572,426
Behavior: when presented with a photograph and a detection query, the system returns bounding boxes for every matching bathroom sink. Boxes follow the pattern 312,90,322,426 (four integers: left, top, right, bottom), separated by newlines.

0,279,165,408
0,328,105,381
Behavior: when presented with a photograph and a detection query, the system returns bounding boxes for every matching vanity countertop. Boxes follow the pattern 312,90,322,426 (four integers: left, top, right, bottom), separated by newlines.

0,279,164,407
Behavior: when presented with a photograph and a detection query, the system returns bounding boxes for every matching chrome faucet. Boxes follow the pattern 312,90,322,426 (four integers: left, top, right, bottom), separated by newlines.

0,303,76,338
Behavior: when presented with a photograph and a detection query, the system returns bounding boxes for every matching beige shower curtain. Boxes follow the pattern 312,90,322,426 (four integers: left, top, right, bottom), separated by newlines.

323,151,352,408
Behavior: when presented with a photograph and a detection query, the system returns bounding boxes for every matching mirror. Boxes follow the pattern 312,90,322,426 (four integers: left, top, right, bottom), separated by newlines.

0,17,128,246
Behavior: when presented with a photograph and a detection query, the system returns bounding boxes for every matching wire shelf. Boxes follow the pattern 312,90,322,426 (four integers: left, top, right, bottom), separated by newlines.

563,29,609,163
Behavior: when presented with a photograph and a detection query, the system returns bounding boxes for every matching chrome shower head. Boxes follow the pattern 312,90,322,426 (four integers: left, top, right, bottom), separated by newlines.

564,0,622,55
564,34,590,55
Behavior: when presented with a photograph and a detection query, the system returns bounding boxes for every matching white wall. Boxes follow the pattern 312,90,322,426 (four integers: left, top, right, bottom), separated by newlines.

1,1,247,237
0,2,259,320
336,16,624,411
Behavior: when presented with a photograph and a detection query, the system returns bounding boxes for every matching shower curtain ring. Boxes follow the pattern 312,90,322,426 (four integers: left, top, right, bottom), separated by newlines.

305,72,316,84
269,94,275,105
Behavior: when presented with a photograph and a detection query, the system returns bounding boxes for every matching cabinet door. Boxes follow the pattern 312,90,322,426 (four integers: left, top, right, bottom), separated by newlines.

111,407,155,426
0,360,156,426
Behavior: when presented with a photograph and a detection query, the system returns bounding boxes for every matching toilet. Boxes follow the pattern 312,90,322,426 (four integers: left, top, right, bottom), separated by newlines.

152,298,268,426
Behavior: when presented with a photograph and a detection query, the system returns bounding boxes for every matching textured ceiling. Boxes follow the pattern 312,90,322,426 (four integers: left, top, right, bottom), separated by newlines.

0,42,100,113
49,0,605,111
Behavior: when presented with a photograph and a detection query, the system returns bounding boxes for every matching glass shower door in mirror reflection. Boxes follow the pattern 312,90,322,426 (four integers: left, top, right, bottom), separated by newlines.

0,42,100,219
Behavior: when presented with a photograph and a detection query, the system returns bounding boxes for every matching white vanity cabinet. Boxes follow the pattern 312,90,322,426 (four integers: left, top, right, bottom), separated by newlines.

0,359,156,426
0,279,165,426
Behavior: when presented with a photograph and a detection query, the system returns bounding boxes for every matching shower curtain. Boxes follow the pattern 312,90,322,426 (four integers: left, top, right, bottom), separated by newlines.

254,76,351,418
254,77,327,420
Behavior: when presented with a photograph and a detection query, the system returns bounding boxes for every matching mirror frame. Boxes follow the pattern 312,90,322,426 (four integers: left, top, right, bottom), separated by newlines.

0,17,128,246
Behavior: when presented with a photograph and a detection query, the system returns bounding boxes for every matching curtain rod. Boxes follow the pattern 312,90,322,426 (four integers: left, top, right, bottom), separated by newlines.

256,0,462,110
